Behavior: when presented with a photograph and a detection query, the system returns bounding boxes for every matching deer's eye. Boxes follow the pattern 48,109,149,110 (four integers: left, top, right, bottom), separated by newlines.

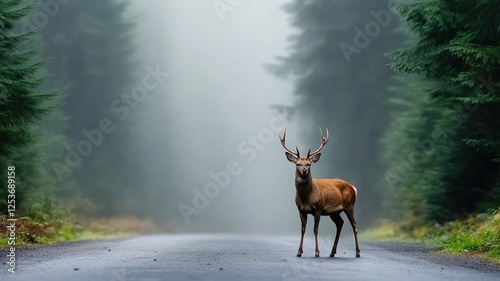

307,164,311,167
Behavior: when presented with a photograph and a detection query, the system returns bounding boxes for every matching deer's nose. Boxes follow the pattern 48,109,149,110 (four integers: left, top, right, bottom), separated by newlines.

302,169,308,174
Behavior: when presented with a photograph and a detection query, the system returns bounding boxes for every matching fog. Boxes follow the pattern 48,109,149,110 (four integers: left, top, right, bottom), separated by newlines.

129,0,303,233
22,0,406,236
5,0,494,244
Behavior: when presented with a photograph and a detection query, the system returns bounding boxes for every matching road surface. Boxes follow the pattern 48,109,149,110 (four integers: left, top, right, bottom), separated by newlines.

1,234,498,280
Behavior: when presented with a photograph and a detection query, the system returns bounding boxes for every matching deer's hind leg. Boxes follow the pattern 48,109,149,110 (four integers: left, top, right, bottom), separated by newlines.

344,208,360,258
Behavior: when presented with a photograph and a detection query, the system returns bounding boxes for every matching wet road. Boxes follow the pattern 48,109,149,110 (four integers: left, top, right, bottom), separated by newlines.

1,234,498,280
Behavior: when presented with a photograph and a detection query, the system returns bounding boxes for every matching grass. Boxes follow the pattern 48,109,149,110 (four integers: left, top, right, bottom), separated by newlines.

424,210,500,262
361,208,500,263
360,219,416,242
0,213,170,248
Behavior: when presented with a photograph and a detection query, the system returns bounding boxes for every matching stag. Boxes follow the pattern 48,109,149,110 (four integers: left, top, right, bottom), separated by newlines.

280,128,360,258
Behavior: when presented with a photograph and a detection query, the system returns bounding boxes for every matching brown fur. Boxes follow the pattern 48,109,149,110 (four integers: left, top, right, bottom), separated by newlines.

289,157,361,258
280,128,360,258
296,178,356,215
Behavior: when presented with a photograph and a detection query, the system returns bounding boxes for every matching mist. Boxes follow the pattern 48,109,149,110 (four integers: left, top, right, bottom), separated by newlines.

129,0,302,233
3,1,498,267
4,0,410,236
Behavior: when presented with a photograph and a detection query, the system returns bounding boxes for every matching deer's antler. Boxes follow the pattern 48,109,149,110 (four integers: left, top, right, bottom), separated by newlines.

280,128,300,158
307,128,329,158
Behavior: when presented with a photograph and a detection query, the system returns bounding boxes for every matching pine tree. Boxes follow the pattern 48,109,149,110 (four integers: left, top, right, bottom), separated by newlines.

386,0,500,222
0,0,56,211
40,0,144,216
382,77,468,224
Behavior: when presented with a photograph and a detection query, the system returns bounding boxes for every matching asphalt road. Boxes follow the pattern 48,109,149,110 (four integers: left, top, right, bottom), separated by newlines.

1,234,499,281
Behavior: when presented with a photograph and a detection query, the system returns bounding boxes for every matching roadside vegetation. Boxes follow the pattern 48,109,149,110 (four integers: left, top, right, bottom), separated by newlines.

361,0,499,264
361,208,500,262
0,206,167,247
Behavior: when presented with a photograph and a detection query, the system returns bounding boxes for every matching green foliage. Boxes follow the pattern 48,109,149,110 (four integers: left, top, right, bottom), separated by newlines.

425,209,500,261
359,219,415,242
388,0,500,156
0,213,164,246
362,209,500,262
0,0,57,211
383,0,500,224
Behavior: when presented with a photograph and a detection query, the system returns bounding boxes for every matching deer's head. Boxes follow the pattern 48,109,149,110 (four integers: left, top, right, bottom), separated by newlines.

280,128,329,177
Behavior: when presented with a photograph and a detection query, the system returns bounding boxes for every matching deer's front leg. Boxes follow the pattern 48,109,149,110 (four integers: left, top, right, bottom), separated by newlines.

314,212,321,257
297,211,307,257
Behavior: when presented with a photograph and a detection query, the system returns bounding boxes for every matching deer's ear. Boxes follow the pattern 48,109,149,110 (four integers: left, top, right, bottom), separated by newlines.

285,152,298,163
309,153,321,163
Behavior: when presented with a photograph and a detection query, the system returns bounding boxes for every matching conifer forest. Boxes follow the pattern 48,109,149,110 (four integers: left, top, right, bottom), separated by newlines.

1,0,499,239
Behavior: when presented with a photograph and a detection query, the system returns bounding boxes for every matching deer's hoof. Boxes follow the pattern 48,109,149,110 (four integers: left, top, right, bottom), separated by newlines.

296,253,302,257
329,253,335,258
315,253,319,258
356,253,360,258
